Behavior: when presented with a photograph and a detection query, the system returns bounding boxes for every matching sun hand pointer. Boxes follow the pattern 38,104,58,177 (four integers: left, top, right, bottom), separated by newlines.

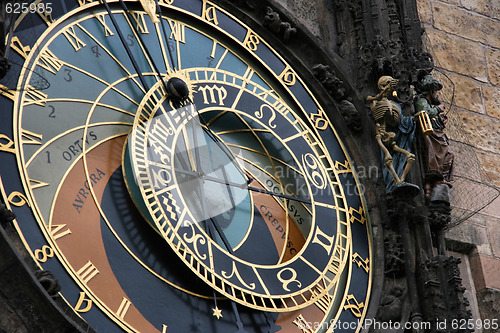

139,0,160,23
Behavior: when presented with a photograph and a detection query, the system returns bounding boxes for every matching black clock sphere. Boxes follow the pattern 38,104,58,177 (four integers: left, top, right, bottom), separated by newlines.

0,1,371,332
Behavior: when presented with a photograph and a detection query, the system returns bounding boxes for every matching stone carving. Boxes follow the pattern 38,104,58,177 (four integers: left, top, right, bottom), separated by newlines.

367,76,415,190
263,6,296,43
35,270,61,299
377,284,405,322
384,234,405,277
428,201,451,231
419,256,472,332
312,64,362,132
0,203,15,227
338,100,361,132
312,64,345,101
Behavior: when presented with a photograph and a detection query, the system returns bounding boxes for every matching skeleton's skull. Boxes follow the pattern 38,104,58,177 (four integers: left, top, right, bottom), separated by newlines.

377,76,398,91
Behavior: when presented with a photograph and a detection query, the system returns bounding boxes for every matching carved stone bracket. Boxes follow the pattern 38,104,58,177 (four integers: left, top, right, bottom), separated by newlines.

35,270,61,299
263,6,296,43
312,64,345,101
0,203,15,227
377,284,405,322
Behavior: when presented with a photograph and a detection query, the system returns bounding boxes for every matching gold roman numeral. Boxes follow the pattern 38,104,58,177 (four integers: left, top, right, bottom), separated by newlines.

50,224,72,240
292,314,313,333
24,85,48,106
38,49,64,74
95,14,115,37
29,178,50,190
116,297,132,320
311,225,335,254
62,25,87,51
130,11,149,34
21,129,43,146
311,284,333,314
76,261,99,284
168,20,186,43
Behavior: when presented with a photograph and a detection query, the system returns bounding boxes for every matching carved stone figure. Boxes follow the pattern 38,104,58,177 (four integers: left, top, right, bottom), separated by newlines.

35,270,61,299
414,74,454,201
263,7,296,43
377,284,405,322
367,76,415,190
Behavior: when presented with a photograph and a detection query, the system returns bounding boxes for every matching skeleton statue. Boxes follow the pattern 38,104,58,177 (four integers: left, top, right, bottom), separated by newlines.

367,76,415,186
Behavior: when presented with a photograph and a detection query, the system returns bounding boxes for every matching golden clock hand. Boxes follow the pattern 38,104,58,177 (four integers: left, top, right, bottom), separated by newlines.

138,0,159,23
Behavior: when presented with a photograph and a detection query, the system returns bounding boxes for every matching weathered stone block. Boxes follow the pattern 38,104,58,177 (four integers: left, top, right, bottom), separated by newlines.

461,0,493,17
482,85,500,120
426,29,487,81
485,48,500,86
477,256,500,289
469,251,487,290
432,2,500,49
468,253,500,291
434,0,461,6
482,196,500,218
451,109,500,154
477,150,500,188
416,0,432,24
491,0,500,20
446,73,484,114
486,215,500,258
446,220,492,255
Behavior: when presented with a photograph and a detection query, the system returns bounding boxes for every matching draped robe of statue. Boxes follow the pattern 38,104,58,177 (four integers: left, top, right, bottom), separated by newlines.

382,103,416,192
415,97,454,181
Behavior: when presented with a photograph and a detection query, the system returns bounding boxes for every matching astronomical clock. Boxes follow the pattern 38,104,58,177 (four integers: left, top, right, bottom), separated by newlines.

0,0,372,332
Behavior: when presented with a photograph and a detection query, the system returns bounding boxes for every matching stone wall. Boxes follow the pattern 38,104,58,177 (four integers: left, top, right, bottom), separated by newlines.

416,0,500,329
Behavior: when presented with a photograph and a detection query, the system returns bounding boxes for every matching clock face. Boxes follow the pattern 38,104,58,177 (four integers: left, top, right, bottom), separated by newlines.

0,1,371,332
